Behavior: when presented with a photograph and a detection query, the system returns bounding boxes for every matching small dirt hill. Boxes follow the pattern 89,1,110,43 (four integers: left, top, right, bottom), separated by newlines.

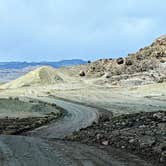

83,35,166,86
1,66,64,89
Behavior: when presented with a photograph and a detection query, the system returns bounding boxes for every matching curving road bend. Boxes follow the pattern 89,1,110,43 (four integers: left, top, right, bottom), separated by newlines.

24,97,99,139
0,97,154,166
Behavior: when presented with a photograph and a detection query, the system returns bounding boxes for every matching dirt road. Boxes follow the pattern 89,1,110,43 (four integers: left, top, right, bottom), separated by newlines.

0,97,154,166
24,97,99,139
0,135,154,166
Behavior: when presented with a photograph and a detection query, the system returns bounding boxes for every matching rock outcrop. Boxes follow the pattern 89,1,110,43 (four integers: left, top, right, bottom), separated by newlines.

86,35,166,86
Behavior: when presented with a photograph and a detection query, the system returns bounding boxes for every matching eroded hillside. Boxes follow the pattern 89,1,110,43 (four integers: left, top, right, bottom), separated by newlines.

79,35,166,86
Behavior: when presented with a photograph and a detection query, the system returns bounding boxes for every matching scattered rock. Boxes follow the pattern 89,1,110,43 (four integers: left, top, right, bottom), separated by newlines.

121,146,126,149
160,151,166,163
139,136,156,147
79,71,85,77
102,140,109,146
99,114,110,122
129,139,135,144
153,112,165,121
125,59,132,65
116,57,124,65
105,73,112,78
160,59,166,63
96,134,102,140
67,111,166,166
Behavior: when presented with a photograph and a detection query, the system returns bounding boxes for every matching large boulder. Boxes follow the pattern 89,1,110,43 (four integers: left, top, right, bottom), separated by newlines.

125,59,132,65
79,71,85,77
116,58,124,65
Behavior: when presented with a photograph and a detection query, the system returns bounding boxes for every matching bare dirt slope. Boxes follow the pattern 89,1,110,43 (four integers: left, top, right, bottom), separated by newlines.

1,66,64,89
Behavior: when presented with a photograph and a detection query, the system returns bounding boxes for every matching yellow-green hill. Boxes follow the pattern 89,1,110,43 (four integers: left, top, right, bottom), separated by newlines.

1,66,64,89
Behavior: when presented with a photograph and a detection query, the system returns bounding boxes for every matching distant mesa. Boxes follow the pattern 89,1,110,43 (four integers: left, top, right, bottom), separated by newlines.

0,59,87,70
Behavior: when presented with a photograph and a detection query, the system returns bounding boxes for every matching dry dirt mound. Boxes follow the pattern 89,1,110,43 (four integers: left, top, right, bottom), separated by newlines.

1,66,64,89
83,35,166,85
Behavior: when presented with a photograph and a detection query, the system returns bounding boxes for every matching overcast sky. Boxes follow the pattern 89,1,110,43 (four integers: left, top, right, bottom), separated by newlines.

0,0,165,62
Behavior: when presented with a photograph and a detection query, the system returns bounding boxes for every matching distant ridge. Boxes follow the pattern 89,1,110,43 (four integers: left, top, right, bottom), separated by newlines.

0,59,87,69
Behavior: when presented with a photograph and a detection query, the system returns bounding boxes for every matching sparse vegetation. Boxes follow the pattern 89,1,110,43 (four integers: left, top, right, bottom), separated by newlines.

0,98,61,118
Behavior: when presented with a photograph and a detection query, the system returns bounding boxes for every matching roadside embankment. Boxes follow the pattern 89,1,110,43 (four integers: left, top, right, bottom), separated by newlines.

0,97,65,135
67,111,166,166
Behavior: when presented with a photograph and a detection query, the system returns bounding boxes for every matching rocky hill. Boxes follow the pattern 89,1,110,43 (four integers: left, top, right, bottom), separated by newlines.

82,35,166,86
2,35,166,88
